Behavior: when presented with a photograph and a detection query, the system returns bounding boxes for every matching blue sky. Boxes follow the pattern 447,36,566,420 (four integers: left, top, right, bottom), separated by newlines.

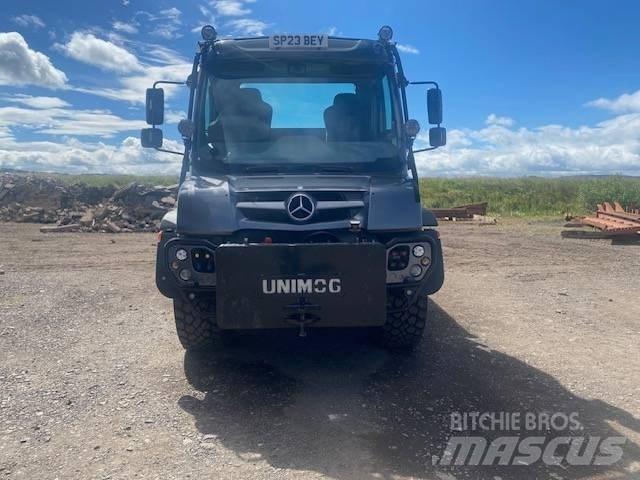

1,0,639,176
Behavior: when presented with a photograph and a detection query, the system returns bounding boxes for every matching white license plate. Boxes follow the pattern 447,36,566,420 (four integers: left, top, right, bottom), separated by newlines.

269,34,328,49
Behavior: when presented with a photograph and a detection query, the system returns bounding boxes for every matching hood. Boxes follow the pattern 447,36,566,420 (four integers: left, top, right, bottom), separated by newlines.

176,174,422,235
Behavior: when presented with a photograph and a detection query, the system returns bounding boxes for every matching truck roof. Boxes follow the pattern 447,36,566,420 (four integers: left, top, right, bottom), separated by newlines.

211,36,393,64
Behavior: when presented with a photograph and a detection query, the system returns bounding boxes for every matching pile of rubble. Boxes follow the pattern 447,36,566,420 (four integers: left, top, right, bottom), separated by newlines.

0,173,177,233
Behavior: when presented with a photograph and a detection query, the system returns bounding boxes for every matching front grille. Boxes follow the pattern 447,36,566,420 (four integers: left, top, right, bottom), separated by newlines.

235,190,365,224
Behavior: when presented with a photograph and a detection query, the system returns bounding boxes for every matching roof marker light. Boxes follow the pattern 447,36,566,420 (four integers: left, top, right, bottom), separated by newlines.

201,25,217,41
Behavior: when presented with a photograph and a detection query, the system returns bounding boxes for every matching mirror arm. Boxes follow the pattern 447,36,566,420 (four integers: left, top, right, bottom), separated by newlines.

409,81,440,88
152,80,186,89
154,147,184,156
413,146,438,154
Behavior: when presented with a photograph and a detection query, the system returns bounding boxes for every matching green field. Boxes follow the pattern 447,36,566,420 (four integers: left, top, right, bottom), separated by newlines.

420,176,640,217
12,171,640,218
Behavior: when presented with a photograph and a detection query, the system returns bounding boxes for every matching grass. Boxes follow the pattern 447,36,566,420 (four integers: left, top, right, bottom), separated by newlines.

419,176,640,217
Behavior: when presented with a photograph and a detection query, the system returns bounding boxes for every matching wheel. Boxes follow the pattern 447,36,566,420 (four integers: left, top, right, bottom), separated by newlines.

173,296,218,351
375,291,428,350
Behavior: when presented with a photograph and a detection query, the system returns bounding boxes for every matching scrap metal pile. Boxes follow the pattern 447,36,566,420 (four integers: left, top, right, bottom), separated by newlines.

563,202,640,238
0,173,177,233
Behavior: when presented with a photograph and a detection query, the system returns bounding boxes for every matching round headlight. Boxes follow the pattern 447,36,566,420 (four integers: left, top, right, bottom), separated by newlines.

378,25,393,42
409,264,423,277
179,269,192,281
176,249,188,261
412,245,425,257
201,25,217,41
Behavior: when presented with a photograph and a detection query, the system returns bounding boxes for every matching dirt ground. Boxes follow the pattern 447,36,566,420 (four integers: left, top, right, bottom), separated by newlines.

0,221,639,480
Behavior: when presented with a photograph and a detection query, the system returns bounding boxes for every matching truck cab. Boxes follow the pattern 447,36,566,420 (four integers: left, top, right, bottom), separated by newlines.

142,26,446,350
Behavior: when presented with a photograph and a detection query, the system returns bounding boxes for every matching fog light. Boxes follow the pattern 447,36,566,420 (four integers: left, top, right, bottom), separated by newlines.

420,256,431,266
412,245,425,257
409,264,423,277
176,248,188,261
179,269,192,281
387,245,410,271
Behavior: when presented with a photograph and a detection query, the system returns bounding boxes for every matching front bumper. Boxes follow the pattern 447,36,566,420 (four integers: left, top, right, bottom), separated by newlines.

155,230,444,328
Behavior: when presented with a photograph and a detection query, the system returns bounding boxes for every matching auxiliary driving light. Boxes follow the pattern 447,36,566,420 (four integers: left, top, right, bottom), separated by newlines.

378,25,393,42
409,264,423,278
405,119,420,138
201,25,217,41
176,248,188,261
412,245,425,257
179,269,192,281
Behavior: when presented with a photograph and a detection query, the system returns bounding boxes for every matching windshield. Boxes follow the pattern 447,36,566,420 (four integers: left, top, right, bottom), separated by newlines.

195,62,403,175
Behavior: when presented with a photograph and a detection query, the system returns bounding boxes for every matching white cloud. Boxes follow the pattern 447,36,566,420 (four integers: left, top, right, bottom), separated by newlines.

396,43,420,55
485,113,515,127
56,32,142,73
226,18,269,36
415,113,640,176
0,136,182,175
0,32,67,88
137,8,183,39
113,20,139,34
2,94,70,109
213,0,256,17
74,61,192,105
0,104,146,137
12,15,45,29
587,89,640,114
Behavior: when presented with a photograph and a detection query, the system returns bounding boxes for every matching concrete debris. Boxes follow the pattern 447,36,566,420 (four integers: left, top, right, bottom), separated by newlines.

1,172,177,233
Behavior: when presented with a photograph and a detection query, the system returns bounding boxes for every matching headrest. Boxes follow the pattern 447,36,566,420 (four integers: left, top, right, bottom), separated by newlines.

239,88,263,103
333,93,360,109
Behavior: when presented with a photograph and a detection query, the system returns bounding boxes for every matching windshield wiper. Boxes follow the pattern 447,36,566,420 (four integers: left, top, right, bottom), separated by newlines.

315,165,354,173
242,165,281,173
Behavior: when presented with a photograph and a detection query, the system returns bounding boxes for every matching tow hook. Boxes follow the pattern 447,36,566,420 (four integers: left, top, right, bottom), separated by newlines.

284,296,321,337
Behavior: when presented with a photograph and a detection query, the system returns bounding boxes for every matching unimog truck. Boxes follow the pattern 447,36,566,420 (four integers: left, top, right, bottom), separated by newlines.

141,26,446,350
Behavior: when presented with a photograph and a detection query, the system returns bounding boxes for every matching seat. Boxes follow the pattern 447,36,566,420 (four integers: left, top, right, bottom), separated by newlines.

208,87,273,146
323,93,366,142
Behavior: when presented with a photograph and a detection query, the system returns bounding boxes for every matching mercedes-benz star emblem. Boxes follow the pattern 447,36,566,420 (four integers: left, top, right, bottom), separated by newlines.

286,193,315,222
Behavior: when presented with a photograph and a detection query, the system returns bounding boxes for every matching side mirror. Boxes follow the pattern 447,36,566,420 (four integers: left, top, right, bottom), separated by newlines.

145,88,164,125
427,88,443,125
429,127,446,147
141,128,163,148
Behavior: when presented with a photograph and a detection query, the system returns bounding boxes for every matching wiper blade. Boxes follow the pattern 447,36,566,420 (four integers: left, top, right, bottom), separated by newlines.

315,165,354,173
242,165,280,173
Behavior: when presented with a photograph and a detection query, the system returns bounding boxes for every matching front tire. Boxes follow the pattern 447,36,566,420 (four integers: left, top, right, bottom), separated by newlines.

173,297,218,351
375,292,428,350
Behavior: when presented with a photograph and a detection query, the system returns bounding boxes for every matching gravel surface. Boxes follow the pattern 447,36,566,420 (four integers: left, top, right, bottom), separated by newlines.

0,221,638,480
